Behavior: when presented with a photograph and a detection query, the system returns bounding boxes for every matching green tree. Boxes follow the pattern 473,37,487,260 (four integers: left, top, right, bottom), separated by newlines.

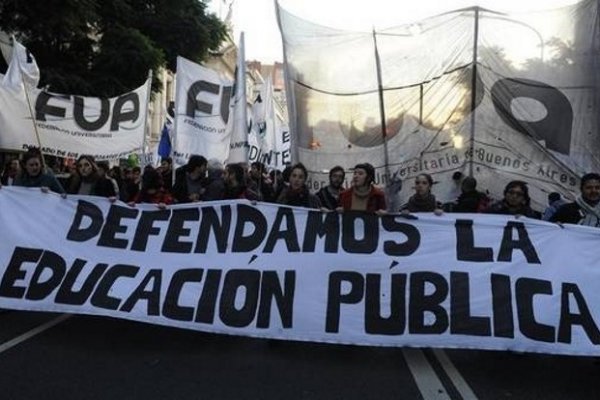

0,0,227,96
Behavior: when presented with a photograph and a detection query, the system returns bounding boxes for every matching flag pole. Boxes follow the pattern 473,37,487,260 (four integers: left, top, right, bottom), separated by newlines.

372,28,391,184
239,31,249,164
141,69,153,167
171,62,179,185
468,7,480,177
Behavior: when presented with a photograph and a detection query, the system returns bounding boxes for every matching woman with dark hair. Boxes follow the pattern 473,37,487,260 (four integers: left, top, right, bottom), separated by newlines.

337,163,386,213
67,155,116,197
484,180,539,218
401,173,442,214
276,163,321,209
13,148,65,194
0,159,20,186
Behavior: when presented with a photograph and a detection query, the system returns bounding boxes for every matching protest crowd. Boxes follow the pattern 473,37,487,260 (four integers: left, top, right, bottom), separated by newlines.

2,147,600,228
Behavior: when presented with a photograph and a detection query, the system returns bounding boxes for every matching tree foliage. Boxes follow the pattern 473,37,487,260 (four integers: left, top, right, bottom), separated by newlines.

0,0,227,96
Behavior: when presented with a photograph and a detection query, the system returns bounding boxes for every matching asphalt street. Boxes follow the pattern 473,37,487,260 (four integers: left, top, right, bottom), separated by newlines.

0,310,598,400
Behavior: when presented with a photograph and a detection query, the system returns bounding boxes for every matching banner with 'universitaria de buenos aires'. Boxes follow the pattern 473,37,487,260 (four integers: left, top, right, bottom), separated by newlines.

277,0,600,210
1,187,600,357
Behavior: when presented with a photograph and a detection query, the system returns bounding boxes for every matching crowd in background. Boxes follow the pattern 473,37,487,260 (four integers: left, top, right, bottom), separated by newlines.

2,147,600,228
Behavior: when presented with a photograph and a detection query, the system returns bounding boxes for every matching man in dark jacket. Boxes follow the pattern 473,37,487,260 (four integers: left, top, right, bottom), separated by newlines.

551,173,600,227
316,165,345,210
172,155,208,203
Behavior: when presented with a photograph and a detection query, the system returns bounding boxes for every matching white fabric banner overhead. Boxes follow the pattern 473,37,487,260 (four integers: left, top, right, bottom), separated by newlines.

173,56,233,166
1,186,600,357
277,0,600,210
0,78,151,160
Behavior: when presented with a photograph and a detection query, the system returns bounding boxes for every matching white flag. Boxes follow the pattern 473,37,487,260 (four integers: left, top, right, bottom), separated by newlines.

173,56,234,166
227,32,249,164
248,76,290,169
2,36,40,89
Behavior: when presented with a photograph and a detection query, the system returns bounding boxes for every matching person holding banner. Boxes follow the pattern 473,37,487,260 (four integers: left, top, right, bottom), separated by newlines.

450,176,490,213
551,173,600,227
67,155,116,198
400,173,443,215
203,159,225,202
97,161,120,199
12,148,65,194
484,180,540,219
316,165,345,210
172,155,208,204
337,163,386,214
276,163,322,209
158,157,173,191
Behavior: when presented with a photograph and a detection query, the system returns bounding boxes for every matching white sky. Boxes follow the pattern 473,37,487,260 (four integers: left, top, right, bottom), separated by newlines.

208,0,582,63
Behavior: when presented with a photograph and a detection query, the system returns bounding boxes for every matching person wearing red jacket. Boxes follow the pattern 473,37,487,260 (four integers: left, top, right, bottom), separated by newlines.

337,163,386,214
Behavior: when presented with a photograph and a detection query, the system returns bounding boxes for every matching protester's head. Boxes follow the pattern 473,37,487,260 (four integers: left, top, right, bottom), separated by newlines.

76,155,97,179
461,176,477,193
414,173,434,196
281,165,292,184
225,163,245,186
580,173,600,204
328,166,345,189
250,162,266,179
187,155,208,179
289,163,308,191
503,180,530,208
21,148,43,178
110,166,123,180
141,167,163,192
452,171,463,183
132,166,142,181
207,158,224,179
548,192,562,204
4,159,20,177
96,161,110,178
10,159,20,172
352,163,375,188
160,157,172,171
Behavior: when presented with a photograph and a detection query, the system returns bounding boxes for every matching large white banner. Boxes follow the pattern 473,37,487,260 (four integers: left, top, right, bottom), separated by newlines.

277,0,600,210
0,78,150,160
173,56,233,166
1,186,600,356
